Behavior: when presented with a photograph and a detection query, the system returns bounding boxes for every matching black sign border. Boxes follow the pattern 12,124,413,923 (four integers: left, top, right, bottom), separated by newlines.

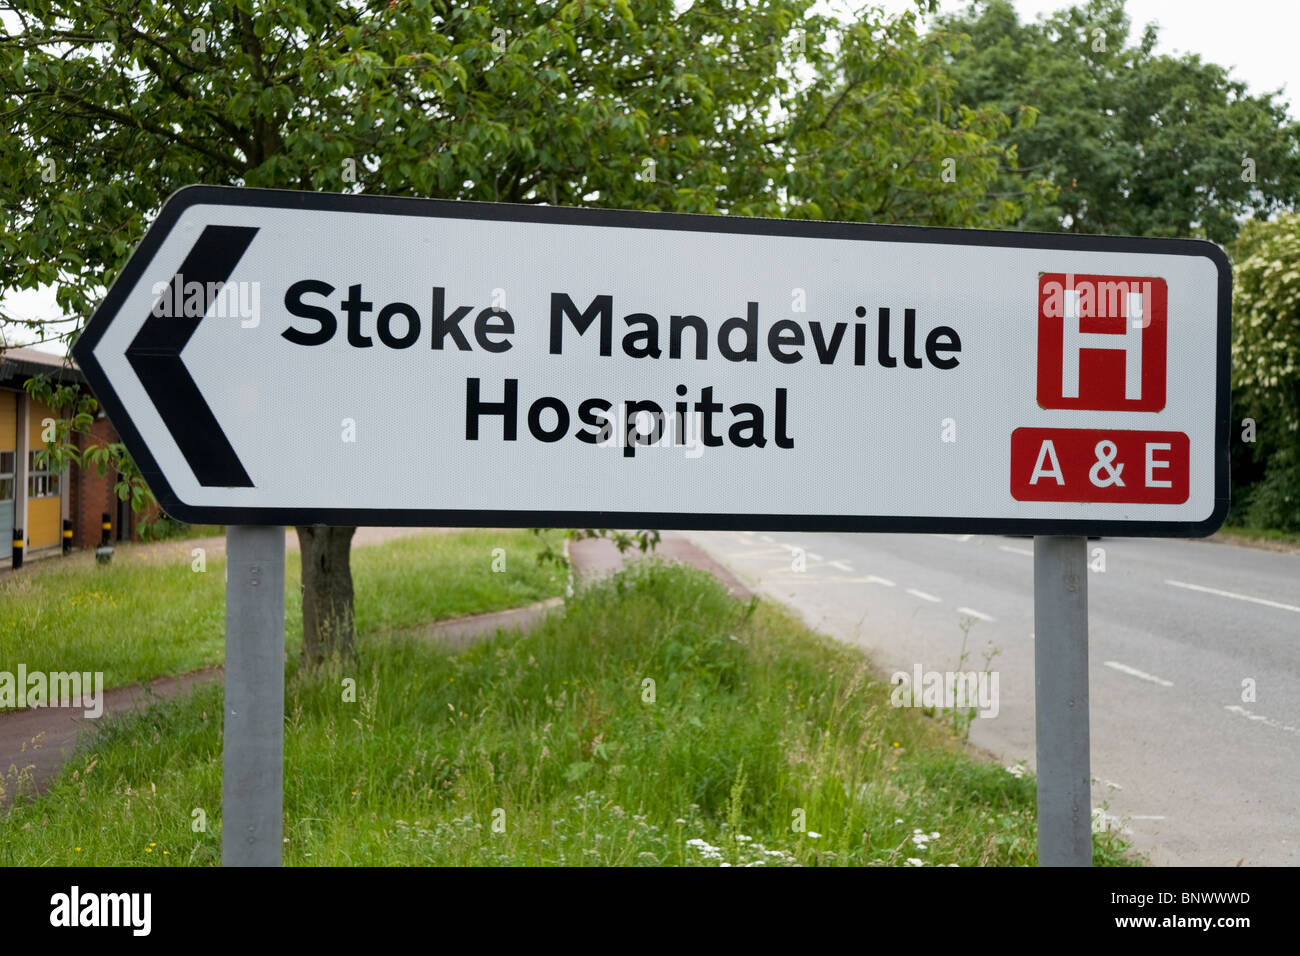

74,185,1231,537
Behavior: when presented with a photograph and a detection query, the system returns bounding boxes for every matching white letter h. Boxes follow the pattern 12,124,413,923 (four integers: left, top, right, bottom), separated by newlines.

1062,288,1144,400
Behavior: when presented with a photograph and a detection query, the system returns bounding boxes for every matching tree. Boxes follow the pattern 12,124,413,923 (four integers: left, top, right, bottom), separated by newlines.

1230,213,1300,530
935,0,1300,244
783,4,1051,227
3,0,1033,662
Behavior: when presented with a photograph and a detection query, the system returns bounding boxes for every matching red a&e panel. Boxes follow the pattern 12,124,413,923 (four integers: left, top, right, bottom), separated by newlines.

1011,427,1189,505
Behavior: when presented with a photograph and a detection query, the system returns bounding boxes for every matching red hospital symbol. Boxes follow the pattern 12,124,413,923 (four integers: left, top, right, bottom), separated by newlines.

1037,273,1167,412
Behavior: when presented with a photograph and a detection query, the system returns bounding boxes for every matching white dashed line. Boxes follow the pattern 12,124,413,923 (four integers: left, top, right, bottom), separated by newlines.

999,545,1033,556
1130,815,1167,821
808,552,823,561
906,588,941,603
937,534,974,542
956,607,995,622
1166,579,1300,614
1224,705,1300,736
760,535,775,544
798,574,894,587
829,560,853,572
1103,661,1173,687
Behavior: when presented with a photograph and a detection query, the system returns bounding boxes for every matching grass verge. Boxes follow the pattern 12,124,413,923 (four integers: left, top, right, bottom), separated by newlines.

1,561,1137,866
1214,524,1300,551
1,529,566,691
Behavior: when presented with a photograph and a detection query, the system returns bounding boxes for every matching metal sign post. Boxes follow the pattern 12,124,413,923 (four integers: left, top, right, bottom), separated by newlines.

1034,535,1092,866
221,525,285,866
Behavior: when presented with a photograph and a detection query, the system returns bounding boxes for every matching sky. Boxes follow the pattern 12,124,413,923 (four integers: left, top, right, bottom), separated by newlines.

6,0,1299,354
870,0,1300,101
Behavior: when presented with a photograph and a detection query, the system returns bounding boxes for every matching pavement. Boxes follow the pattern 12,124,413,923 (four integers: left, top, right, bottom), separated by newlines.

678,528,1300,866
565,534,752,599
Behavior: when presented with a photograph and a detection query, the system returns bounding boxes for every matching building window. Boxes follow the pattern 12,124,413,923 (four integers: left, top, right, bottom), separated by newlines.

0,450,14,500
27,450,60,498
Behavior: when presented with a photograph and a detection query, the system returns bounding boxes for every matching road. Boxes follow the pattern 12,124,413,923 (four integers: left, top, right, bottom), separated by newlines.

679,529,1300,866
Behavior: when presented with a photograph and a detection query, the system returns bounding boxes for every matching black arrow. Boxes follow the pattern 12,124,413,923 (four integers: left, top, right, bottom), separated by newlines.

125,225,259,487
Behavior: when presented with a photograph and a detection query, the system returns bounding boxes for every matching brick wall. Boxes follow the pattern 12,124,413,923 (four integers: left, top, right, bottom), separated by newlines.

73,416,120,548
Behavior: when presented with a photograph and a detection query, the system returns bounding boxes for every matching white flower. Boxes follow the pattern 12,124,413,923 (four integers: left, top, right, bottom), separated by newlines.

905,857,925,866
808,831,822,839
894,818,903,824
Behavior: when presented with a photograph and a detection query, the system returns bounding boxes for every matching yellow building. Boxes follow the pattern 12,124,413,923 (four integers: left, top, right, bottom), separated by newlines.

1,347,85,563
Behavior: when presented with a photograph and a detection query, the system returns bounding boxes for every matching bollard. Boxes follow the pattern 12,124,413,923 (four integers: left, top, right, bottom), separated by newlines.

62,519,73,555
96,512,114,565
11,528,22,570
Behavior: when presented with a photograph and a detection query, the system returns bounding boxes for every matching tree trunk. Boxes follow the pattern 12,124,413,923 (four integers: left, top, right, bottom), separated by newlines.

296,526,357,666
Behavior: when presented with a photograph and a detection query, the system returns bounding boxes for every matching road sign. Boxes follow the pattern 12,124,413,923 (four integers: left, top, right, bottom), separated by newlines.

74,185,1230,534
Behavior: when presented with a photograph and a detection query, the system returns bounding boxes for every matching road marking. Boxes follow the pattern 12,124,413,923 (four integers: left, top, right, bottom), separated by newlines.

787,574,895,587
999,544,1033,556
937,533,973,542
956,606,995,622
808,552,823,561
1166,579,1300,614
1103,661,1173,687
1224,705,1300,736
760,535,775,544
906,588,941,603
829,560,853,572
1130,815,1167,821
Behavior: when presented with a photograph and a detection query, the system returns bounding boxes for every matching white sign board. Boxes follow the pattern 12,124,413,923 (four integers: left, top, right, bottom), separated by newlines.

75,186,1230,534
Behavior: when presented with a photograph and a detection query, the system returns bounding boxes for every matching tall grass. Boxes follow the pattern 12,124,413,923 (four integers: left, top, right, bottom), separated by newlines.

1,561,1137,866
